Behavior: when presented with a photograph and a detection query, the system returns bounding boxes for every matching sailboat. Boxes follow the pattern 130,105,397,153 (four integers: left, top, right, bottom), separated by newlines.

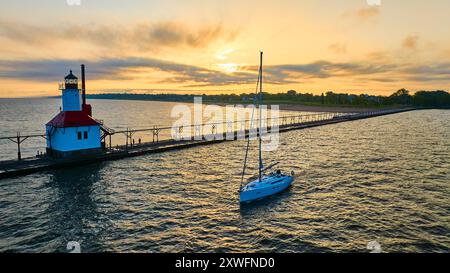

239,51,294,204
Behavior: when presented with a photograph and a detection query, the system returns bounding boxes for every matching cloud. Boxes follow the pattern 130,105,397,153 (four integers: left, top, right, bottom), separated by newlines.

402,35,419,50
0,20,59,45
341,6,380,26
0,20,238,52
257,61,397,83
402,63,450,82
1,58,449,88
355,7,380,21
247,61,450,85
366,51,391,62
329,43,347,54
0,57,256,87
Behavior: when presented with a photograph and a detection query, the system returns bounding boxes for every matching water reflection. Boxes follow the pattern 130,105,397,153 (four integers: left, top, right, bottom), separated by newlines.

239,188,295,218
1,110,449,252
46,163,110,252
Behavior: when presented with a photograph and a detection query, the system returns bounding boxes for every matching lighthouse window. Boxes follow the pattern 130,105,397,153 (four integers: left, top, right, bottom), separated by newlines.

84,131,88,139
77,131,82,140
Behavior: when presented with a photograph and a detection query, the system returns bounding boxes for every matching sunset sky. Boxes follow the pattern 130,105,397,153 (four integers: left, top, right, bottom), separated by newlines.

1,0,449,97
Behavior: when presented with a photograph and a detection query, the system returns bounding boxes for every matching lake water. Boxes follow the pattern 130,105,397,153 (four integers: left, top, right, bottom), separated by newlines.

0,98,303,160
0,98,449,252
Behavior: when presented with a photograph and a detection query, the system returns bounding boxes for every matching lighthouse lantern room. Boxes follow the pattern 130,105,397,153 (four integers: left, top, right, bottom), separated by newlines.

61,70,82,111
46,65,102,158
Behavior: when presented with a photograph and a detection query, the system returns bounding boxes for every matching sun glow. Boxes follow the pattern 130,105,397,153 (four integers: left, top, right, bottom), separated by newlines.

1,1,450,97
216,49,235,60
218,63,239,73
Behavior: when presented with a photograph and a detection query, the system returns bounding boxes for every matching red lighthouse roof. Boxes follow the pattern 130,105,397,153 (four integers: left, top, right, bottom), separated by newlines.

46,111,100,128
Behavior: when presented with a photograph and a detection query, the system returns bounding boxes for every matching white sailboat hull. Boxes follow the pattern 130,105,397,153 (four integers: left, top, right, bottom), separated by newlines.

240,175,294,203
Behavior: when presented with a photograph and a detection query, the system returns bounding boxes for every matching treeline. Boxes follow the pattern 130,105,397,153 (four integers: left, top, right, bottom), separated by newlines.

88,93,197,102
412,90,450,108
88,89,450,108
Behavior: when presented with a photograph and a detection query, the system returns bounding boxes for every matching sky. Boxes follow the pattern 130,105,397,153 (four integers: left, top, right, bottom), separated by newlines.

0,0,449,97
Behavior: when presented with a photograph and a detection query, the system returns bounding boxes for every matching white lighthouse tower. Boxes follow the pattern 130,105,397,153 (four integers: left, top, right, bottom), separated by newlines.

46,66,102,158
61,70,82,111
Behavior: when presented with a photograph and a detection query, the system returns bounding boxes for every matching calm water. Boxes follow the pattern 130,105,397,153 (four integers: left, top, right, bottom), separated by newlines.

0,98,300,161
0,99,449,252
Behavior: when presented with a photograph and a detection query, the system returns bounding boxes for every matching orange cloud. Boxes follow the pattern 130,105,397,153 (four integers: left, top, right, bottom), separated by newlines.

2,58,450,88
329,43,347,54
356,7,380,21
402,35,419,50
0,20,239,54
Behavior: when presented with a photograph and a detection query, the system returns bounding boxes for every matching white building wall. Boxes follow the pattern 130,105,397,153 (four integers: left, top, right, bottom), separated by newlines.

62,89,81,111
46,125,101,152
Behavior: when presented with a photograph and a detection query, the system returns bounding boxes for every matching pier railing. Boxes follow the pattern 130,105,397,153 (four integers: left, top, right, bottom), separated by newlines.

104,111,351,151
0,108,406,162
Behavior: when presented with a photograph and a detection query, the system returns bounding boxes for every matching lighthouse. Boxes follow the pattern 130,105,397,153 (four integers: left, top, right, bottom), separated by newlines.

45,65,102,158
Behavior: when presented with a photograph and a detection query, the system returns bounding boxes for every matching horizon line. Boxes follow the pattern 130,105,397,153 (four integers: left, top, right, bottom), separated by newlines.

1,88,449,100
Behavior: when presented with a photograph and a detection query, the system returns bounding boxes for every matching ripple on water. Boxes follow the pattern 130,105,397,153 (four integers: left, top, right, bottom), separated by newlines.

0,110,449,252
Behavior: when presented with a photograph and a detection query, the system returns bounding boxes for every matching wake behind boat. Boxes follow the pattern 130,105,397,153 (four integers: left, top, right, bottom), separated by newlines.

239,52,295,204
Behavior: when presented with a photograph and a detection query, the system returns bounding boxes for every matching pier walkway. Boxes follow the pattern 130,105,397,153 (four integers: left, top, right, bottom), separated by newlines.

0,108,415,179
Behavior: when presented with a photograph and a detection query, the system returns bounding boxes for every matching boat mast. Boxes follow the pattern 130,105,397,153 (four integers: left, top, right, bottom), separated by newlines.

240,53,261,190
259,51,263,182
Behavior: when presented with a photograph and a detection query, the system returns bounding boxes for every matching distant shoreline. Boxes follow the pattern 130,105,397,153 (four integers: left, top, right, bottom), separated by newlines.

3,93,448,112
83,94,395,113
262,104,391,113
0,95,392,112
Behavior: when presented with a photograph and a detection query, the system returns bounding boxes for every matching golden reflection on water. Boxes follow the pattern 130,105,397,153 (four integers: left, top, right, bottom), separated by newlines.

0,109,449,252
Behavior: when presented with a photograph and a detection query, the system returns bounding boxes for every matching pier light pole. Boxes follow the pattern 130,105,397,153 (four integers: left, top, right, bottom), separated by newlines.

7,132,29,161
